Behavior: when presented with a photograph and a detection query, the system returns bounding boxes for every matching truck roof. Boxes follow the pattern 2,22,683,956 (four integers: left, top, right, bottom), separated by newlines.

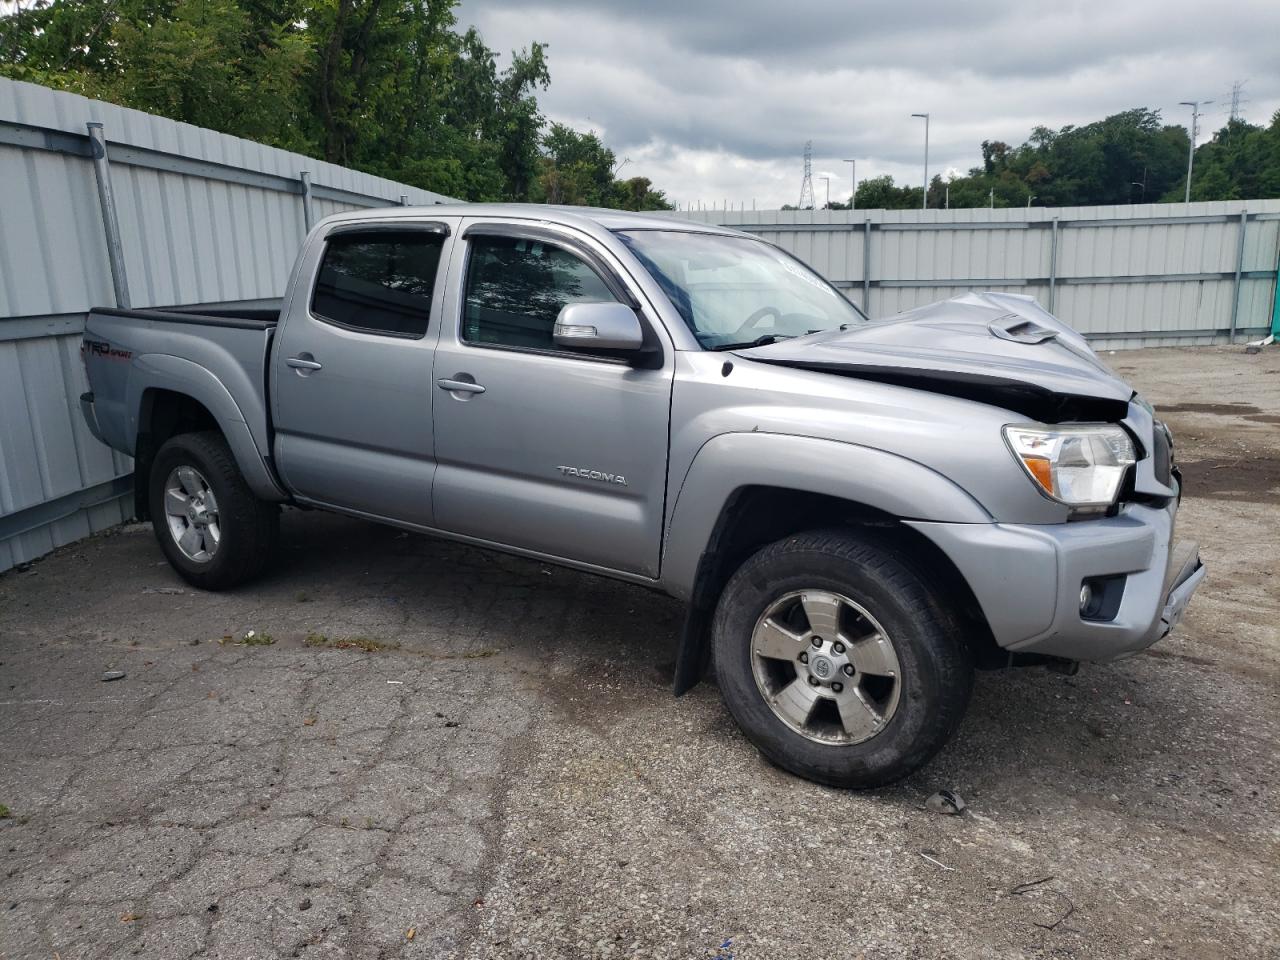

321,203,748,236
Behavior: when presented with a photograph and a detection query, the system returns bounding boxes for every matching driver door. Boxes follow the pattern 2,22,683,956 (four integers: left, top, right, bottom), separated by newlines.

430,222,674,577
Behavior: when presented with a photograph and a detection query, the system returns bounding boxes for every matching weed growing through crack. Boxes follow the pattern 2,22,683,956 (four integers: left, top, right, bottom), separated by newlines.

304,632,398,653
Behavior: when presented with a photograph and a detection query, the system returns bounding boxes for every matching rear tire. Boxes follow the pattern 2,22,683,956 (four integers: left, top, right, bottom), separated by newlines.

148,431,278,590
712,529,973,788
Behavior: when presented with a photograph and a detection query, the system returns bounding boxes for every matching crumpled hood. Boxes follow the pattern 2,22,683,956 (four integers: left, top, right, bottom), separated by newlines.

735,291,1134,422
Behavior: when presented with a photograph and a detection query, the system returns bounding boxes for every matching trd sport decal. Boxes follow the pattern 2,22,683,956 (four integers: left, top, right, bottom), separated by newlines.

83,339,132,361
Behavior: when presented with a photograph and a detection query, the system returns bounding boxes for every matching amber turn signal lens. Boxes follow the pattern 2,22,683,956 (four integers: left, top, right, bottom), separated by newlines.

1022,456,1054,494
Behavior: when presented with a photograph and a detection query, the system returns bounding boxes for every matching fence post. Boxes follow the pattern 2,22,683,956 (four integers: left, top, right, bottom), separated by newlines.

299,171,314,232
85,122,131,308
1048,216,1060,313
862,217,872,312
1272,242,1280,339
1229,208,1247,342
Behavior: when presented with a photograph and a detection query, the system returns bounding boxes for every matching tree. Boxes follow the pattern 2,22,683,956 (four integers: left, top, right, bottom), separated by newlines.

0,0,672,208
853,175,920,210
613,176,673,211
536,123,616,205
1164,112,1280,202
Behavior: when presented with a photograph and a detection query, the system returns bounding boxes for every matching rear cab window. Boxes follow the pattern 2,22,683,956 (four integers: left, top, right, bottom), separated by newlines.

312,230,445,338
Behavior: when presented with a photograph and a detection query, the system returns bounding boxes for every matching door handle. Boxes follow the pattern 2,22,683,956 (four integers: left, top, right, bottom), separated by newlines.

286,356,323,371
436,378,486,395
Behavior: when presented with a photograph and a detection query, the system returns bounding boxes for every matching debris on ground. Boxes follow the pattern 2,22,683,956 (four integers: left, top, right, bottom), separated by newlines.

925,789,966,815
1010,876,1055,894
919,850,956,871
101,670,126,682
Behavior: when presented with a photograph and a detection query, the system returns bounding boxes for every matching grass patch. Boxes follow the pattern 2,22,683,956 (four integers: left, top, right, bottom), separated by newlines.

241,630,275,646
0,804,9,819
304,632,398,653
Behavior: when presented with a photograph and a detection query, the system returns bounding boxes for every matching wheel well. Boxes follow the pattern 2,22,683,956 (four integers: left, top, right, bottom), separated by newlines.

673,486,1003,694
133,389,220,521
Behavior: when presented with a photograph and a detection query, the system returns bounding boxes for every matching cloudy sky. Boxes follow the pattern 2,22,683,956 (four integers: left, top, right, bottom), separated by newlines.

456,0,1280,210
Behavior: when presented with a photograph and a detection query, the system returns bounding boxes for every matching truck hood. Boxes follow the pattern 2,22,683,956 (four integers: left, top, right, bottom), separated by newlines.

735,291,1134,422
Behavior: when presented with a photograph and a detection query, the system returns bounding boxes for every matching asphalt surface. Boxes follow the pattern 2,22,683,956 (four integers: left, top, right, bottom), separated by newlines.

1,345,1277,960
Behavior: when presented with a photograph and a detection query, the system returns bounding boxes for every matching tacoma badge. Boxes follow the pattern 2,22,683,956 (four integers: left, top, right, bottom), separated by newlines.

556,465,628,486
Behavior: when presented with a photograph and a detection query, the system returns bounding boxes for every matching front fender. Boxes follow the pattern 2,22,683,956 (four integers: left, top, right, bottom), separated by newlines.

128,354,285,501
660,431,990,599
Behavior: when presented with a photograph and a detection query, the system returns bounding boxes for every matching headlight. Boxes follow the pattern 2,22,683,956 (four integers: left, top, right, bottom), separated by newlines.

1003,424,1136,509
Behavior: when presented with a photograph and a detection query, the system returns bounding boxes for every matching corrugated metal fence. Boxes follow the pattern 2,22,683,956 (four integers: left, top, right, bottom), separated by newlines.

666,203,1280,348
4,77,1280,574
0,78,454,573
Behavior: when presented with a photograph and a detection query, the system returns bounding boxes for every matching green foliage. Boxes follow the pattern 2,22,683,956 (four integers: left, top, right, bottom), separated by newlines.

847,108,1279,210
0,0,671,208
854,174,922,210
1162,115,1280,202
532,123,672,209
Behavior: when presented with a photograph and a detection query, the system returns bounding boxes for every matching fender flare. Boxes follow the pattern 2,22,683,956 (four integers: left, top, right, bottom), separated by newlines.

128,354,286,501
661,432,992,695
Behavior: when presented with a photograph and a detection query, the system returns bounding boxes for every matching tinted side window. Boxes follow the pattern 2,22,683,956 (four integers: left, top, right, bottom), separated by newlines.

312,230,444,337
463,235,618,350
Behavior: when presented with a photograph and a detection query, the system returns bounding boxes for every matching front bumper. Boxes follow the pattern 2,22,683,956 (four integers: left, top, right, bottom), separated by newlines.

907,497,1205,662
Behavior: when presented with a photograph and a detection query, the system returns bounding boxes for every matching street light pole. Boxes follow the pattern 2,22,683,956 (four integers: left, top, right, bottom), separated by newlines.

843,158,856,210
1178,100,1211,203
911,113,929,210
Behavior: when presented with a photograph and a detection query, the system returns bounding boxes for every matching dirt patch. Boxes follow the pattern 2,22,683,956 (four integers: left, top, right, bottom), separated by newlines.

1177,456,1280,502
1159,402,1262,416
1244,413,1280,425
1143,648,1218,667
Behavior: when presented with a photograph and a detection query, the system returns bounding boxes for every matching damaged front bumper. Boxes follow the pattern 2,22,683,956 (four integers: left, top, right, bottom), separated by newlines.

908,495,1205,663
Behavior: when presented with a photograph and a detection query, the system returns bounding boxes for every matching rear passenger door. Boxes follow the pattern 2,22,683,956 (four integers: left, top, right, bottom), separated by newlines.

273,220,455,526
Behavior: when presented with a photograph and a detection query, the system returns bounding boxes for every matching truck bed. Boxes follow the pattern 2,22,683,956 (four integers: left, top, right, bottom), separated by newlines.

82,302,282,467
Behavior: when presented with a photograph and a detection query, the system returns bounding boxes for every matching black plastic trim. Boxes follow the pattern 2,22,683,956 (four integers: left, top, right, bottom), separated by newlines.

745,357,1130,424
90,307,277,331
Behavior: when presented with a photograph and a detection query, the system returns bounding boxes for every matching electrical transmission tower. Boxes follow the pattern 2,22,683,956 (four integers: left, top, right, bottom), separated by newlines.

797,141,815,210
1227,80,1248,122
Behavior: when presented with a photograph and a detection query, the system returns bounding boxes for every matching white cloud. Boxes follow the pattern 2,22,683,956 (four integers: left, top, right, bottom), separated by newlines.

458,0,1280,208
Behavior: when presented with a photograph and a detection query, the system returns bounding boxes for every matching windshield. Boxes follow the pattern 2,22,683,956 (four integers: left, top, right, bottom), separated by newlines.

617,229,869,350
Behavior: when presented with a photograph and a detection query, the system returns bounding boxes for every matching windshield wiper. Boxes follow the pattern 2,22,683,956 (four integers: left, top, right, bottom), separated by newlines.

710,334,796,351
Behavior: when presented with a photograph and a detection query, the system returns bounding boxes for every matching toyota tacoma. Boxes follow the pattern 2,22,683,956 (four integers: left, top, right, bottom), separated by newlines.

79,205,1205,787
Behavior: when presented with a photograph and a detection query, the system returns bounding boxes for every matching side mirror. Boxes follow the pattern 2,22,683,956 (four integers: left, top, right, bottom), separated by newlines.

553,302,644,353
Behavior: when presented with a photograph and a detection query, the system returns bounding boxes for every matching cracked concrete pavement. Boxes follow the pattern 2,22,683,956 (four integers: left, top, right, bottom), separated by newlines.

1,345,1278,959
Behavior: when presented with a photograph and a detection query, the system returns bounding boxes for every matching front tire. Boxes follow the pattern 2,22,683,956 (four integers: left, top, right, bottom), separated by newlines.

149,431,279,590
712,529,973,788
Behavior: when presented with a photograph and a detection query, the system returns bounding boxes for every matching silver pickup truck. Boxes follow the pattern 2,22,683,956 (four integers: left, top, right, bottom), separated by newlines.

80,204,1205,788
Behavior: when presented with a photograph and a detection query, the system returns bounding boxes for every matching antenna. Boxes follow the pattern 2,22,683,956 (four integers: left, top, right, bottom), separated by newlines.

797,141,815,210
